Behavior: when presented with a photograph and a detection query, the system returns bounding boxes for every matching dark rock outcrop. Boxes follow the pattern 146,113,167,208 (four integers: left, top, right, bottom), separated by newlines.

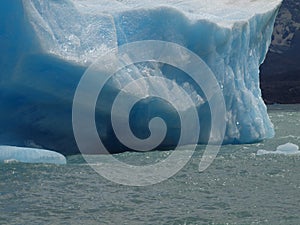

260,0,300,104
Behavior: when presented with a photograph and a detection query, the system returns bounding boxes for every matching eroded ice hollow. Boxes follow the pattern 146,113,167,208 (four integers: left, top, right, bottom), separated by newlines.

0,0,282,154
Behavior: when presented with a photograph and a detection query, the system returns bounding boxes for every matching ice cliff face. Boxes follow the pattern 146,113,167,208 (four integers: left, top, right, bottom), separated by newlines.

0,0,282,154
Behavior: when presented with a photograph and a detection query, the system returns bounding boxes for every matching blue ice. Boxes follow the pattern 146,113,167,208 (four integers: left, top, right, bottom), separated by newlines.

0,0,282,154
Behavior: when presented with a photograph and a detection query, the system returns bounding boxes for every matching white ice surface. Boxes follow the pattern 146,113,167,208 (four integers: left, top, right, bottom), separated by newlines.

257,142,300,155
0,146,67,164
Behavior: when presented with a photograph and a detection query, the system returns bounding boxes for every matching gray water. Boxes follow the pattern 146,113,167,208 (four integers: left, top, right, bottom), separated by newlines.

1,105,300,224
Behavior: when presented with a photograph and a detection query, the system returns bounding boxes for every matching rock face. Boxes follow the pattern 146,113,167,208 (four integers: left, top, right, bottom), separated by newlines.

260,0,300,104
0,0,281,154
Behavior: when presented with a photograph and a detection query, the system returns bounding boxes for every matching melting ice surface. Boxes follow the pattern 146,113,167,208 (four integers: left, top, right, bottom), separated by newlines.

0,0,282,154
0,146,67,164
257,143,300,156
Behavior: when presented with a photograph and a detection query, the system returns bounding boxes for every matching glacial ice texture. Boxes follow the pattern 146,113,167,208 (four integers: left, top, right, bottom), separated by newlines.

0,0,282,154
257,143,300,155
0,146,67,164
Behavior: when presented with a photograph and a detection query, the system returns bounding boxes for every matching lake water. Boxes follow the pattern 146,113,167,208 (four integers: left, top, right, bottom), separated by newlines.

1,104,300,224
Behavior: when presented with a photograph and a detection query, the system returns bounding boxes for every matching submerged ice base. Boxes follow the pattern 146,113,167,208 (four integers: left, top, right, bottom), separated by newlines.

0,0,282,154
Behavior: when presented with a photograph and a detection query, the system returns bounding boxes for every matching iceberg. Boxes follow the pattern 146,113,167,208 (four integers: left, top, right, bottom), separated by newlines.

257,142,300,155
0,146,67,164
0,0,282,154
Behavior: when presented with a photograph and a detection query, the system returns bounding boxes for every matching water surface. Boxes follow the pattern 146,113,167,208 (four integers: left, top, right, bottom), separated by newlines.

1,105,300,224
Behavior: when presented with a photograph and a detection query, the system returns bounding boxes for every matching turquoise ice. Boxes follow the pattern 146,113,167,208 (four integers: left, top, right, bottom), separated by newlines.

0,0,282,154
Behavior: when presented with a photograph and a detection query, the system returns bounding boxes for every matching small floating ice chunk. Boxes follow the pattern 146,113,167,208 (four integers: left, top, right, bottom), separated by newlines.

257,142,300,156
4,159,20,164
0,146,67,165
276,142,299,152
